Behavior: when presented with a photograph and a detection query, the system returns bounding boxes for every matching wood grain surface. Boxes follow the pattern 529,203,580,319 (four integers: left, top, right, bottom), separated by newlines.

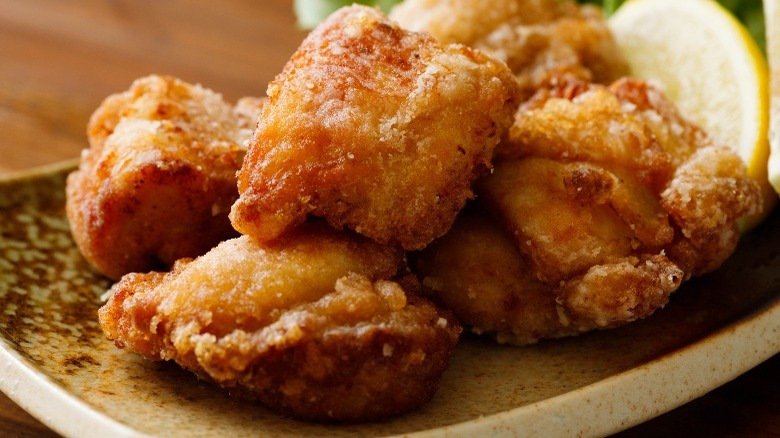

0,1,777,436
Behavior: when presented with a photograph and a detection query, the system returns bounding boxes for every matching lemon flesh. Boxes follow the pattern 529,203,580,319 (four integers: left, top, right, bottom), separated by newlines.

610,0,776,231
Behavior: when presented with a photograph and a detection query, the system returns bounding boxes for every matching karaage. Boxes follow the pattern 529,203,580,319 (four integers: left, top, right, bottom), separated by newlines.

66,75,262,279
413,207,583,344
390,0,628,98
414,77,761,344
498,77,762,277
99,223,461,421
229,5,520,250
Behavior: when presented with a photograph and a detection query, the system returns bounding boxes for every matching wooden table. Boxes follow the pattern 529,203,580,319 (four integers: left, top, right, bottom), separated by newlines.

0,1,777,436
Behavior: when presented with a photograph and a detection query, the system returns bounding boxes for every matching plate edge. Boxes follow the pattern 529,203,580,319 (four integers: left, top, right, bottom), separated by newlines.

398,295,780,438
0,337,154,438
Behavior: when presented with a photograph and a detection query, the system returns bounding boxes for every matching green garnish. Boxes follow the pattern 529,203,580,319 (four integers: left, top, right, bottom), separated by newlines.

292,0,765,53
293,0,403,29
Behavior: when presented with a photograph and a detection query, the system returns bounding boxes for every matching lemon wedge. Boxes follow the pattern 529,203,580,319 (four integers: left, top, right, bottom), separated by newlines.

609,0,776,231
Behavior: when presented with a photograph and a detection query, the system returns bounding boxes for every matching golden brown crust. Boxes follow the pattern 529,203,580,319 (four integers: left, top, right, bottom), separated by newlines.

413,207,684,344
480,158,638,284
66,75,263,279
228,273,461,421
494,77,760,276
413,77,759,343
98,224,461,421
556,254,683,328
229,5,519,250
412,209,580,344
390,0,628,98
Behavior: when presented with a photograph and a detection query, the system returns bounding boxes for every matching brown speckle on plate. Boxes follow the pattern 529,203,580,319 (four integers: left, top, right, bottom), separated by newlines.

0,162,778,437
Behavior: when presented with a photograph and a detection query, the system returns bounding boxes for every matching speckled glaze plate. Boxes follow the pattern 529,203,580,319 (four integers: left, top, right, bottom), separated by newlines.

1,161,778,438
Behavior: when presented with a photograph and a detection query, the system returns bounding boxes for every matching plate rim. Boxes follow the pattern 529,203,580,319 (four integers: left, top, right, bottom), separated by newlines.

0,338,148,438
402,296,779,437
1,295,776,438
0,159,778,437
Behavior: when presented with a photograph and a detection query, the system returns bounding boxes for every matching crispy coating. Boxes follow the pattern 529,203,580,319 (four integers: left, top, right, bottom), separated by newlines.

484,158,643,284
66,75,263,279
229,5,520,250
414,208,683,344
413,208,580,344
413,77,760,344
661,146,762,273
390,0,628,98
99,223,461,422
496,77,761,277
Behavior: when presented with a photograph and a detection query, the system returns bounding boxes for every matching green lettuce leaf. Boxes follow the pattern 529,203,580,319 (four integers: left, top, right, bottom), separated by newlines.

293,0,403,29
292,0,764,53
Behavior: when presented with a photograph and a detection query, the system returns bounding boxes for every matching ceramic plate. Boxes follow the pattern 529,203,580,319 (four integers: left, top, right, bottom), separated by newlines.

0,161,778,438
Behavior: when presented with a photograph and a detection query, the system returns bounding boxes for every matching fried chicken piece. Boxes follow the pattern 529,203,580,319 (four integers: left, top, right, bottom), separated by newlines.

496,77,761,276
413,77,760,344
483,158,640,284
99,223,461,422
413,208,580,344
390,0,628,98
660,146,761,274
66,75,263,279
229,5,519,250
414,208,683,344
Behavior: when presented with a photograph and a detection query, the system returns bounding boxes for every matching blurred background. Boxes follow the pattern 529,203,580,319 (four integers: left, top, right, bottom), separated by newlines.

0,1,776,437
0,0,305,173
